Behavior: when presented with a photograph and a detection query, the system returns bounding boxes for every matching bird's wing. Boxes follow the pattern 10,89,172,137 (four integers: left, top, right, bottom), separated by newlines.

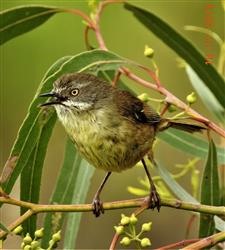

115,90,161,124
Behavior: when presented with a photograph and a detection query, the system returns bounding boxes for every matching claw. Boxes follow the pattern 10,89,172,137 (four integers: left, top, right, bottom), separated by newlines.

147,188,161,212
92,196,104,217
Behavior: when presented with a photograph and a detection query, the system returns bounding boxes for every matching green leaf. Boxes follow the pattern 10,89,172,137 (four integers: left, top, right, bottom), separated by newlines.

20,113,56,237
41,139,81,247
199,139,220,238
0,5,62,45
63,160,94,249
157,128,225,164
0,57,69,194
185,65,225,124
124,3,225,108
155,161,224,232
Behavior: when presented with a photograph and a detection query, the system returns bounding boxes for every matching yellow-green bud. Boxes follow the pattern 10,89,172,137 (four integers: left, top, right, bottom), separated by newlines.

49,239,54,247
13,225,23,235
186,92,197,104
120,236,131,246
34,228,44,239
138,93,149,102
23,245,31,250
23,233,32,244
140,238,151,247
144,45,154,58
120,215,130,225
21,242,25,249
52,230,61,242
141,222,152,232
130,214,138,225
114,226,124,235
31,241,39,249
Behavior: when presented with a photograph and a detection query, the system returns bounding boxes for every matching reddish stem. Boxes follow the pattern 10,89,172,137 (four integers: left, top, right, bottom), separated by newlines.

155,238,200,250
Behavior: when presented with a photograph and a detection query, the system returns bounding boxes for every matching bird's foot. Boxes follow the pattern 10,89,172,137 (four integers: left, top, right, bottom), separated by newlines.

146,188,161,212
92,196,104,217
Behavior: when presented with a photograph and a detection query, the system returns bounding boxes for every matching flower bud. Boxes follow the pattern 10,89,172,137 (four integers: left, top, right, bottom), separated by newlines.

52,230,61,242
141,238,151,247
34,228,44,239
120,236,131,246
23,233,32,244
144,45,154,58
120,215,130,225
31,240,39,249
186,92,197,104
114,226,124,235
141,222,152,232
21,242,25,249
23,245,31,250
130,214,138,225
13,225,23,235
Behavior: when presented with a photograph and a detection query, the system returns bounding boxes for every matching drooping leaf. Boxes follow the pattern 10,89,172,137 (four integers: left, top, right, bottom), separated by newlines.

199,139,220,238
0,5,62,45
20,113,56,237
185,65,224,124
155,161,224,232
63,160,94,249
157,128,225,164
41,139,81,247
124,3,225,108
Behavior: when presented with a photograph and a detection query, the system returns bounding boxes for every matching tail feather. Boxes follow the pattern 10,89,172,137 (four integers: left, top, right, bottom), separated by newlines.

158,119,206,133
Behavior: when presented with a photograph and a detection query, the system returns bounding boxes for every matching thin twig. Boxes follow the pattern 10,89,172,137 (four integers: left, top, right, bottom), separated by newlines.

1,196,225,239
155,238,200,250
181,231,225,250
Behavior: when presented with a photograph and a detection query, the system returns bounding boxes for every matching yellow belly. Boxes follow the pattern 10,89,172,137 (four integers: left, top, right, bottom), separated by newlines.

57,108,155,172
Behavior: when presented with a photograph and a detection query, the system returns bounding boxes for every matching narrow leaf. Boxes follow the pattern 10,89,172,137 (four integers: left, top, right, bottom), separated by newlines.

124,3,225,108
0,5,62,45
199,139,220,237
155,161,224,232
185,65,225,124
41,139,81,247
63,160,94,249
20,113,56,236
157,128,225,164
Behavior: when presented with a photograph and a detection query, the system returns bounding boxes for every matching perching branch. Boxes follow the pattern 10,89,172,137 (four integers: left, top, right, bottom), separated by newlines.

1,196,225,239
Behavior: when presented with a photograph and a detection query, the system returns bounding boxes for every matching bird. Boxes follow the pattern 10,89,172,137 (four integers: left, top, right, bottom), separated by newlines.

39,72,205,217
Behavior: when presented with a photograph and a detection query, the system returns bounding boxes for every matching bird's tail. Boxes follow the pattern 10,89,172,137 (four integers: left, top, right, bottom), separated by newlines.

158,119,206,133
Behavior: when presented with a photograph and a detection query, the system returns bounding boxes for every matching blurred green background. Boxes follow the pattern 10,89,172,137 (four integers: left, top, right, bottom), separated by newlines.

1,0,224,249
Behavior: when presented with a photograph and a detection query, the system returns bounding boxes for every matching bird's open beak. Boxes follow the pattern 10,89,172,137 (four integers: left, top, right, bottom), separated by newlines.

39,92,62,107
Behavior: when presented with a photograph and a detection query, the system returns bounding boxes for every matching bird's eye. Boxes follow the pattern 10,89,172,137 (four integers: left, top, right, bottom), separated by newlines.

70,88,79,96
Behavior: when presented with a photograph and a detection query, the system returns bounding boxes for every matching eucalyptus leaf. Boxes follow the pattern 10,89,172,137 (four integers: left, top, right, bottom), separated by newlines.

185,65,225,124
155,162,224,232
158,128,225,164
20,113,56,237
42,139,81,247
0,5,62,45
63,160,94,249
199,139,219,238
124,3,225,108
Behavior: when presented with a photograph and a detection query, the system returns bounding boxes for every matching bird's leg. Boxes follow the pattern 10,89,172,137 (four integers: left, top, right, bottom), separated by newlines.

141,158,161,211
92,171,111,217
